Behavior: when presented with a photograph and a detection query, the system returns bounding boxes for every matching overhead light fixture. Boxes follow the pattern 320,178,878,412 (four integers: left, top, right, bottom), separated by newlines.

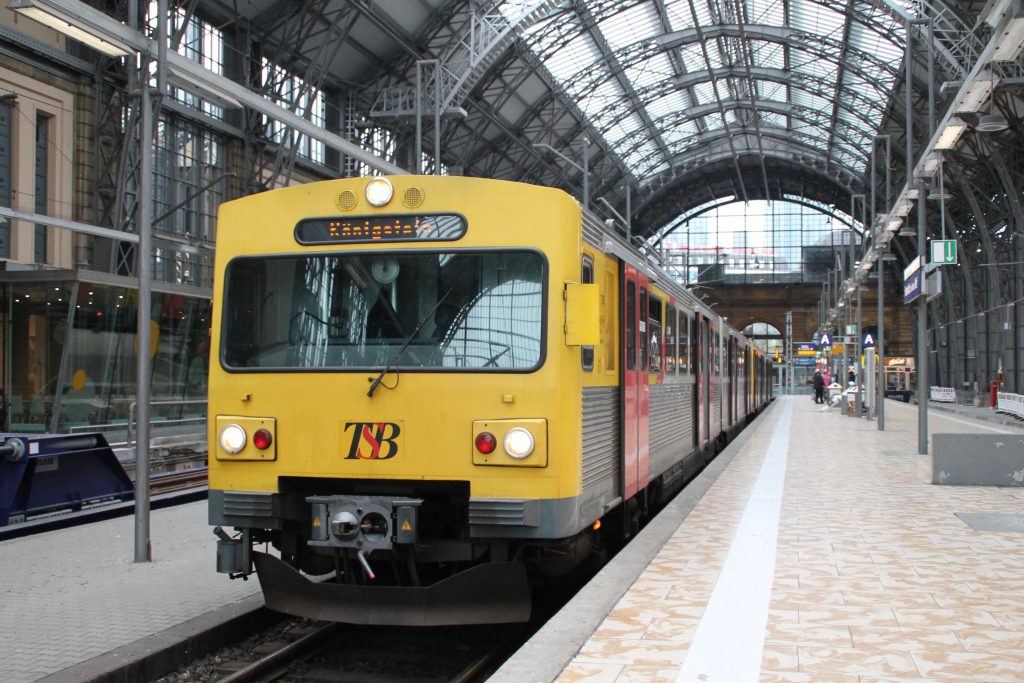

973,70,1008,132
977,111,1009,132
928,185,953,201
956,71,995,114
167,62,242,108
901,224,917,237
934,118,967,149
7,0,140,57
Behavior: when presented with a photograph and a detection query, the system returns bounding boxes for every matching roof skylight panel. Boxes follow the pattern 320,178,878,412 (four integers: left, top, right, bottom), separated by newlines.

692,81,718,105
759,111,786,128
598,1,660,52
662,0,696,31
848,22,903,78
520,12,568,51
788,0,846,39
542,28,599,83
662,122,700,149
749,39,785,69
670,0,713,28
646,91,690,120
791,89,831,115
757,80,787,103
745,0,784,26
602,112,647,147
582,83,630,128
625,53,674,93
835,148,864,172
789,48,839,82
677,44,707,73
703,111,727,132
621,141,661,170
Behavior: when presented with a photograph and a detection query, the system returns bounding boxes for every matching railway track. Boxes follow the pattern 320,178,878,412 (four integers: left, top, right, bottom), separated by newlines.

163,618,525,683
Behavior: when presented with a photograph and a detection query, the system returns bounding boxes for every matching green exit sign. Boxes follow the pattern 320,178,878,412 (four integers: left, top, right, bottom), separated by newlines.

931,239,956,264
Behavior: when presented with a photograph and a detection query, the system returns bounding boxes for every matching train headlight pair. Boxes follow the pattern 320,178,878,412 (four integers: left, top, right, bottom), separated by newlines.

472,420,546,467
474,427,534,459
215,416,277,461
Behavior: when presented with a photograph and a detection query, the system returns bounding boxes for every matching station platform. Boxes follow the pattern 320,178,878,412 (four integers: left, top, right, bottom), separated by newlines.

4,395,1024,682
495,395,1024,682
0,499,265,682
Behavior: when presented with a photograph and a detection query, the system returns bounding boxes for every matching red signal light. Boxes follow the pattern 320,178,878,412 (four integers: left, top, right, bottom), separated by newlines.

474,432,497,454
253,429,273,450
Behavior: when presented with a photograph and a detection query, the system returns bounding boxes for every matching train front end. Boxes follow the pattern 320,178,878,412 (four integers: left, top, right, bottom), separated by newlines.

207,176,598,625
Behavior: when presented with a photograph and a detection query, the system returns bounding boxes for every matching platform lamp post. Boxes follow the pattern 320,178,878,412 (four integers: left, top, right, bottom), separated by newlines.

872,134,891,429
7,0,165,562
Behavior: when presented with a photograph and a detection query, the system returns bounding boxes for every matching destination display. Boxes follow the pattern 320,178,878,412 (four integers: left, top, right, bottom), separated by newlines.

295,213,466,245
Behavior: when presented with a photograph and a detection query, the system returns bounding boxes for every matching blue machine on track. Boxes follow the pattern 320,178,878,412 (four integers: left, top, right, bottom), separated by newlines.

0,433,133,526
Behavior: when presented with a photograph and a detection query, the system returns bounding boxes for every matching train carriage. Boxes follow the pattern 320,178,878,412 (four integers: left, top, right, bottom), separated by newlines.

208,176,770,625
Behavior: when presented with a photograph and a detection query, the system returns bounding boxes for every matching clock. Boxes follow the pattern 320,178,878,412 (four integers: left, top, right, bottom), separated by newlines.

371,258,400,284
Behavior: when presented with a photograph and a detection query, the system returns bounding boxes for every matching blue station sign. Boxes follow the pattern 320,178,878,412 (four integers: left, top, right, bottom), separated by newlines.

904,270,923,303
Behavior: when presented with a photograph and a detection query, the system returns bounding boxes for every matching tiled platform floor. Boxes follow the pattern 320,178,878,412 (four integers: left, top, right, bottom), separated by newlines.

0,500,260,682
558,396,1024,682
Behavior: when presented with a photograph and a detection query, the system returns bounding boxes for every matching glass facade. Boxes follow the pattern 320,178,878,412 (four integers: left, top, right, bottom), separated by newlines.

152,114,225,288
663,200,854,286
2,277,210,435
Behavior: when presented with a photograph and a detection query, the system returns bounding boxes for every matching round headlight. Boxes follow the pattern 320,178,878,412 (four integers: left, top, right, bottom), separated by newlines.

219,424,247,454
503,428,535,459
365,177,394,207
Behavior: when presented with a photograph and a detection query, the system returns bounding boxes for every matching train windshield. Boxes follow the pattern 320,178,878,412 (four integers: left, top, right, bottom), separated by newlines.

221,251,545,371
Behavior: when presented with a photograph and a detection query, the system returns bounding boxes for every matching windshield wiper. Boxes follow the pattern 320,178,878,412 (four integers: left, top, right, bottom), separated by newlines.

367,287,454,397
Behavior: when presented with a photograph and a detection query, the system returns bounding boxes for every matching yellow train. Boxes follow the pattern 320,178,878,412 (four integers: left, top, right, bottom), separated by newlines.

208,175,771,625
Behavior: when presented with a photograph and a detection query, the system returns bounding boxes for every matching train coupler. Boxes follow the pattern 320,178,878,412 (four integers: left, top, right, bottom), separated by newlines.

307,495,422,551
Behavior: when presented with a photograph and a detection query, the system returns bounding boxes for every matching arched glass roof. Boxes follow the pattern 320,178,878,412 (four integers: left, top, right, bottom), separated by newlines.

500,0,906,191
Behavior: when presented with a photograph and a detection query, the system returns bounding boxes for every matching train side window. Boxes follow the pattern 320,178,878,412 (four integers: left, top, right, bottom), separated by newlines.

690,315,699,375
647,293,662,374
715,332,723,376
581,256,594,371
678,313,689,374
665,306,676,374
639,287,649,371
625,281,636,371
604,266,615,372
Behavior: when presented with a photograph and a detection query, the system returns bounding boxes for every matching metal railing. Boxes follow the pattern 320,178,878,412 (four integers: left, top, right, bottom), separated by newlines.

127,399,207,448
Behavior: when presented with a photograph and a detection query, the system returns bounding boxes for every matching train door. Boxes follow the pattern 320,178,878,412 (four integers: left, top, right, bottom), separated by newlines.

729,337,737,425
621,264,650,499
695,313,710,451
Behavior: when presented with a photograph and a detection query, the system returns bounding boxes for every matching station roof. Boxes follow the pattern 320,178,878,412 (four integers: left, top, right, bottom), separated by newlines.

192,0,997,237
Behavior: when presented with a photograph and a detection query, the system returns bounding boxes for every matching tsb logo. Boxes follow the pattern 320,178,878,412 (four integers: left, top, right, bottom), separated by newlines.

344,422,402,460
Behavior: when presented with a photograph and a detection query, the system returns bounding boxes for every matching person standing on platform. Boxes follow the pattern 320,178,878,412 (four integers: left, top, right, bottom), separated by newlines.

812,370,825,404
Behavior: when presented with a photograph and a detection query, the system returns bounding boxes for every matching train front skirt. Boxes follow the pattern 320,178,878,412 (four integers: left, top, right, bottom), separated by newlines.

252,552,532,626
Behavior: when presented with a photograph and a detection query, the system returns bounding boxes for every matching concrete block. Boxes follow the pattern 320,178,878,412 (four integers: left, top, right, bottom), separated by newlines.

932,433,1024,486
